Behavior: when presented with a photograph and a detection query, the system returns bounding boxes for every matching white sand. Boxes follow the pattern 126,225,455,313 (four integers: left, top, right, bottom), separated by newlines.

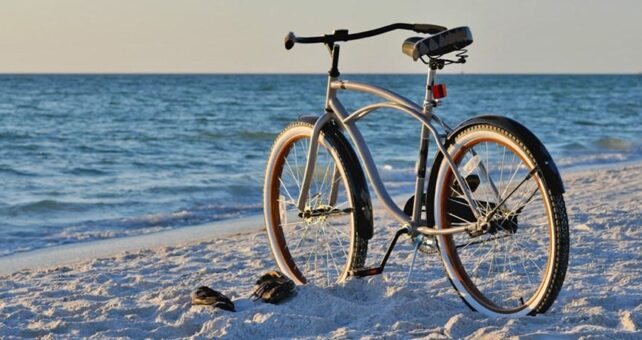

1,163,641,339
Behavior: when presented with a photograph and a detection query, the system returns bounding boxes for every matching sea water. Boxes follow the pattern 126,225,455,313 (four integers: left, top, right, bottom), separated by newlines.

0,74,640,256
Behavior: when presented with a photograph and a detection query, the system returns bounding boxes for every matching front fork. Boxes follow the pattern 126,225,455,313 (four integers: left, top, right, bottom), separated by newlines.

296,113,331,211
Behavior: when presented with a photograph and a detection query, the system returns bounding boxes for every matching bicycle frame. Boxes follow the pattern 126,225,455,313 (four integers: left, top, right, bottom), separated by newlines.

295,46,482,236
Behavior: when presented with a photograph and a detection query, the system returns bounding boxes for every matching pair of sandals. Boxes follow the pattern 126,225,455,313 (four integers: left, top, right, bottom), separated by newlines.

191,271,296,312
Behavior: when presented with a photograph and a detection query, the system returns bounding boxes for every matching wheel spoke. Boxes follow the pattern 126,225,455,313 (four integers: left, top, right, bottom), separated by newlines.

332,227,349,259
321,225,342,278
292,222,313,253
278,178,298,208
284,157,301,190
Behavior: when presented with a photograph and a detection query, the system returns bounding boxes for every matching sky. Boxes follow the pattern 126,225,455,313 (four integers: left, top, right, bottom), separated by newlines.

1,0,641,74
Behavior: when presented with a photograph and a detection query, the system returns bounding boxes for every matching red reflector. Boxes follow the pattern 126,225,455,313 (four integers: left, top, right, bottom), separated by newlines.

432,84,447,99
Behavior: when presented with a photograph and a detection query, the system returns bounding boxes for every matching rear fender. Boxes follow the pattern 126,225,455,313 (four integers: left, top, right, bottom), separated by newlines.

426,115,564,225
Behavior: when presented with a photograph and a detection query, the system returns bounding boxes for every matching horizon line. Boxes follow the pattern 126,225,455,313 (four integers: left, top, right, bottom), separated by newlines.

0,72,640,76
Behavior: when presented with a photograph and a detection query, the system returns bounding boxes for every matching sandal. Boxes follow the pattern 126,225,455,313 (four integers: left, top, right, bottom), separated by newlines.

191,286,235,312
252,271,296,304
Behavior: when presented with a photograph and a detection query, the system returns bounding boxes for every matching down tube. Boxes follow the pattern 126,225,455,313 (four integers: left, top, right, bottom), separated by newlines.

328,99,411,226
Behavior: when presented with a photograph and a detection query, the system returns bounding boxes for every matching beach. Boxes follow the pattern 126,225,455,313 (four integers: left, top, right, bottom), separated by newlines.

1,163,641,338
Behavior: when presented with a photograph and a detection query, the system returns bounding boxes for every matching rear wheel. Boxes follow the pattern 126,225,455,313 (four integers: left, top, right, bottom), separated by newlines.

263,121,371,286
432,123,569,317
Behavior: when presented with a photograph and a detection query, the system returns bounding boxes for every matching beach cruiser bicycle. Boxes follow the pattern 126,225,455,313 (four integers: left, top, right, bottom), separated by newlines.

263,23,569,317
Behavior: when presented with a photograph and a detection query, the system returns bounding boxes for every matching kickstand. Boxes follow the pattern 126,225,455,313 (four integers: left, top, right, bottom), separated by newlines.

349,227,409,277
405,235,423,286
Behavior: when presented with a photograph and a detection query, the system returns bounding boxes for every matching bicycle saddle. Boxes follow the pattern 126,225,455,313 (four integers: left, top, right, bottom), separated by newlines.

402,26,473,61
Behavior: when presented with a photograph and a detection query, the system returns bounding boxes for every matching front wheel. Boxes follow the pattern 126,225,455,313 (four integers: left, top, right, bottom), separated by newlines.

432,122,569,317
263,120,372,286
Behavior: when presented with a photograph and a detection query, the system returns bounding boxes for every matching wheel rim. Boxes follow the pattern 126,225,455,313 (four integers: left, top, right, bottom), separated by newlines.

265,128,356,286
436,130,555,315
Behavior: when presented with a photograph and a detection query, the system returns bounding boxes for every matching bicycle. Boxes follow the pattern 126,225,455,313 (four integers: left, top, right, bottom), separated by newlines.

262,23,569,317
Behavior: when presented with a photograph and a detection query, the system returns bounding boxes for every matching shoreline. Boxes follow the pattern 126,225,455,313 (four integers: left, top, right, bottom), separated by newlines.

0,214,263,277
2,158,641,277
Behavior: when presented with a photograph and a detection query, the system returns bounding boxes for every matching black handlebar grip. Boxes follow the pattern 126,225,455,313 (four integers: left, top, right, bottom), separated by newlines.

284,32,296,50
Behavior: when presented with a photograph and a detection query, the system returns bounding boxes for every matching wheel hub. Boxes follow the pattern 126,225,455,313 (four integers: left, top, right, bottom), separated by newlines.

469,212,519,237
298,204,353,222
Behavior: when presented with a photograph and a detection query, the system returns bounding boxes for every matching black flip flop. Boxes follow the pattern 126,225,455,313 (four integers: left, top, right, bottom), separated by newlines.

191,286,235,312
252,271,296,304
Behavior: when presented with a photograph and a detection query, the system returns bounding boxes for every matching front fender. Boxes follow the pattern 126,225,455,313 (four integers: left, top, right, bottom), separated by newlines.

297,115,374,240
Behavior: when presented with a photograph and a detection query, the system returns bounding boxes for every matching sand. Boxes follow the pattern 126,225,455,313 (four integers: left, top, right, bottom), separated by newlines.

1,163,641,339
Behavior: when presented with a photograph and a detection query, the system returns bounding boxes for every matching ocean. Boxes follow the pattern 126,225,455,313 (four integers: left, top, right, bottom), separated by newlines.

0,74,640,256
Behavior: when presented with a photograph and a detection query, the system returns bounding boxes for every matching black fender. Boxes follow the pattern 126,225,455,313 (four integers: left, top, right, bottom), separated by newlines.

297,116,374,240
426,115,564,225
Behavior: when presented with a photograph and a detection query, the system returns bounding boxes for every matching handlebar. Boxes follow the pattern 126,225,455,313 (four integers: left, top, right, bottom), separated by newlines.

284,23,447,50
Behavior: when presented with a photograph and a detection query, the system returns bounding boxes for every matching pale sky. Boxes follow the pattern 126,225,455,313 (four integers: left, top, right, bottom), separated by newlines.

1,0,641,73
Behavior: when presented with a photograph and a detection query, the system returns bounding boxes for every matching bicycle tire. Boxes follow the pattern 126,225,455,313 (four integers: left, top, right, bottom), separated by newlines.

429,121,569,317
263,119,372,286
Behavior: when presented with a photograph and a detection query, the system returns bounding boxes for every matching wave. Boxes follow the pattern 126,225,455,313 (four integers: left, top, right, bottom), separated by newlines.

572,119,600,126
0,202,264,256
6,200,73,216
2,200,117,216
560,142,589,151
0,224,172,257
197,131,227,140
379,164,415,182
144,184,215,195
63,167,110,176
75,144,124,154
594,137,633,151
0,131,33,140
556,153,629,168
0,166,38,177
238,131,276,141
257,84,276,92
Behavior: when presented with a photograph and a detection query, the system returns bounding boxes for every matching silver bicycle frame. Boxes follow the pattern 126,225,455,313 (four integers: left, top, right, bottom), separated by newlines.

295,70,480,235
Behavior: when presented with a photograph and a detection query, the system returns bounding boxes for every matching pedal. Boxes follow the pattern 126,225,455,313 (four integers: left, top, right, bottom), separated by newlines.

349,266,383,277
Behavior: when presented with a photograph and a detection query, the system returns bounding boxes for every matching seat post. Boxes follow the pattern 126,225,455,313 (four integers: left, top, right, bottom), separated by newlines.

410,67,437,227
423,67,437,117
